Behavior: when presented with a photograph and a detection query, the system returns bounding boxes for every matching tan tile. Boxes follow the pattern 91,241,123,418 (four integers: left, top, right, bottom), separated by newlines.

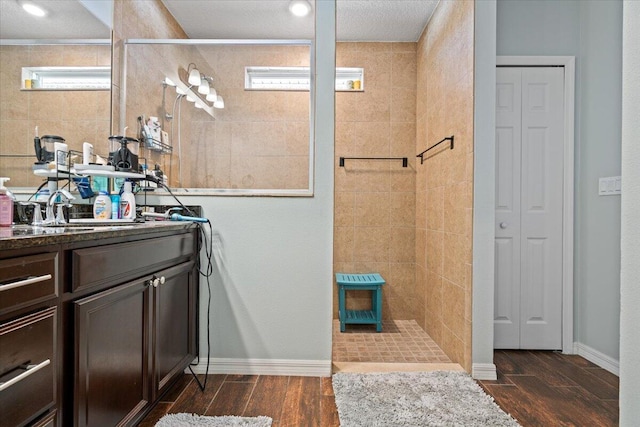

356,86,390,122
335,192,356,227
334,226,355,263
390,88,416,123
353,227,391,262
442,279,465,339
427,186,444,231
354,192,390,227
390,192,415,226
392,52,417,89
354,121,390,156
426,229,444,275
389,227,415,263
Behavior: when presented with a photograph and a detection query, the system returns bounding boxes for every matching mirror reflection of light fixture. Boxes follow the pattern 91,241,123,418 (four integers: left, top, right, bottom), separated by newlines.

198,78,210,95
206,87,218,102
176,86,186,95
289,0,311,17
186,95,195,103
213,95,224,109
194,102,204,109
21,1,47,17
187,63,201,86
164,77,176,86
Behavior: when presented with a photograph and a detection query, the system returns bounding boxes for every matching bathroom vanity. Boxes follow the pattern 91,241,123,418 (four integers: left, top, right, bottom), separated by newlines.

0,222,199,427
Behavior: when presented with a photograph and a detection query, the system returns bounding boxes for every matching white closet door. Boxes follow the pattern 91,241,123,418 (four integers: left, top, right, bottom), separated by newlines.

494,67,564,350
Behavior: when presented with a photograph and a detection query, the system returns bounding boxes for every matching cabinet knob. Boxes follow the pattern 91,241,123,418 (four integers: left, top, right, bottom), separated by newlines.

153,278,160,287
500,222,508,229
159,276,166,285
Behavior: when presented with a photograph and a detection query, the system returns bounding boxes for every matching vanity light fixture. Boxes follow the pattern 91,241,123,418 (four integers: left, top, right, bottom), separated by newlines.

176,86,186,95
198,77,210,95
164,77,176,87
186,95,195,103
187,63,201,86
289,0,311,17
21,1,47,17
205,87,218,102
194,102,204,109
213,95,224,109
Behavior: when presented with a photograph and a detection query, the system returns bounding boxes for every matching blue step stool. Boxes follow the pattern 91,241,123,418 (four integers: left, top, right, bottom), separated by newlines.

336,273,385,332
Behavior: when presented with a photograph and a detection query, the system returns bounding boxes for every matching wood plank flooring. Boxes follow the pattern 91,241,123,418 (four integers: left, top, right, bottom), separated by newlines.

480,350,619,427
138,351,619,427
137,374,340,427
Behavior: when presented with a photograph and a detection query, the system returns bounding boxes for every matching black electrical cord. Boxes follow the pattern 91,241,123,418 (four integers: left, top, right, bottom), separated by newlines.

26,180,50,201
187,219,213,392
140,175,213,391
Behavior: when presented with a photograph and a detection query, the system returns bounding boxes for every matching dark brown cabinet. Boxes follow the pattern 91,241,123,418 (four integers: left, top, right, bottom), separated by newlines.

1,227,198,427
0,307,57,427
151,261,196,400
74,278,152,427
71,232,198,427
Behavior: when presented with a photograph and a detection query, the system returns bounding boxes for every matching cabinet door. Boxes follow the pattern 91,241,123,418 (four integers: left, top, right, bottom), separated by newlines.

74,279,151,427
152,261,196,399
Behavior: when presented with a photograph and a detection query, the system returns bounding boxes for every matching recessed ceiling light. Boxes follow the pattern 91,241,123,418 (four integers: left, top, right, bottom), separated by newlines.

21,1,47,17
289,0,311,17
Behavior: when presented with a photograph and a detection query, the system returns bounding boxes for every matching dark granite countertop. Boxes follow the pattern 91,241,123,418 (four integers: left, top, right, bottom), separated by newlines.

0,221,197,251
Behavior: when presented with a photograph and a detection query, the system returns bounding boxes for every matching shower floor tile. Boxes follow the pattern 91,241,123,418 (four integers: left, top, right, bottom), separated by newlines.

332,319,451,363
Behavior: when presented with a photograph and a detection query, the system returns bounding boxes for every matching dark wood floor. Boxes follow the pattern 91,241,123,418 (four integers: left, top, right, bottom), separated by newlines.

137,374,340,427
480,350,619,427
138,351,619,427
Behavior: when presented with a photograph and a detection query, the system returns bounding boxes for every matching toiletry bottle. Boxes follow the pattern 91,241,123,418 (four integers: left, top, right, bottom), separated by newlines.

120,181,136,219
93,191,111,220
0,177,14,227
111,194,120,219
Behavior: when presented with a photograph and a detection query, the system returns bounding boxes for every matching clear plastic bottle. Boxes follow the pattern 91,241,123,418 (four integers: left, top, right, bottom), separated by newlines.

0,177,14,227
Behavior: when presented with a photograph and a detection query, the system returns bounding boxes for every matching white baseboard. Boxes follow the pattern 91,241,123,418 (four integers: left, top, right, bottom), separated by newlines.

573,342,619,376
187,358,332,377
472,363,497,380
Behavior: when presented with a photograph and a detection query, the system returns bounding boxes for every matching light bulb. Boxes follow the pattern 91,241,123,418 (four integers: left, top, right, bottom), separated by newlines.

176,86,186,95
186,95,195,103
213,95,224,109
289,0,311,17
206,87,218,102
188,68,200,86
198,78,210,95
164,77,176,86
22,2,46,17
194,103,203,109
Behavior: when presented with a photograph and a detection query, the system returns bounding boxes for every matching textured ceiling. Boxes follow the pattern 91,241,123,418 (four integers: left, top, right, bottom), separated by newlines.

0,0,109,39
162,0,439,42
0,0,438,42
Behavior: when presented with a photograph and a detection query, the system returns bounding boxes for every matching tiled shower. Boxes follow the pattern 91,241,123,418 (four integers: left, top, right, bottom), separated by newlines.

333,0,474,370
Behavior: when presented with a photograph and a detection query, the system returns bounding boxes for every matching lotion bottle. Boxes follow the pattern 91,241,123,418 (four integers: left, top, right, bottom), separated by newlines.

93,191,111,220
0,177,13,227
120,181,136,219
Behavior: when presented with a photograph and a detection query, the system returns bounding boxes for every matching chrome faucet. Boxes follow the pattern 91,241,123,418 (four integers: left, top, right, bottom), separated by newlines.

45,189,75,225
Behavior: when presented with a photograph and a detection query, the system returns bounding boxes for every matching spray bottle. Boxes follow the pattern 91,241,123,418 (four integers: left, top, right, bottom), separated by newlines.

0,177,14,227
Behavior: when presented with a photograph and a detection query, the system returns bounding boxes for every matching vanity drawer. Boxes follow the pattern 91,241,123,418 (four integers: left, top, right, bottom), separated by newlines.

72,232,195,293
0,252,58,316
0,307,56,427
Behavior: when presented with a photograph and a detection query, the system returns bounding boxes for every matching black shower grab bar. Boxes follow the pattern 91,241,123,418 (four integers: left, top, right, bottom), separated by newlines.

416,135,454,164
339,157,408,168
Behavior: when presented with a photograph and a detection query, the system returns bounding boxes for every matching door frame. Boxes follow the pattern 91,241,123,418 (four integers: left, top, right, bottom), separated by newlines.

496,56,575,354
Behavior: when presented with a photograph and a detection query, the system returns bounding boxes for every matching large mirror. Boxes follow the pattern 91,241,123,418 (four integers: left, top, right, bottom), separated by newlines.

0,0,112,190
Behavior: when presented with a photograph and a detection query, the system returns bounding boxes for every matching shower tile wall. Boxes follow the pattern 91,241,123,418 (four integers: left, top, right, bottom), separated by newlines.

114,0,311,189
333,42,417,321
415,0,475,371
112,0,191,187
0,45,111,186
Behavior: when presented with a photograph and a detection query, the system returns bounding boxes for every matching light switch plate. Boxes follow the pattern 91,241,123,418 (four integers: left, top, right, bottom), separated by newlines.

599,176,621,196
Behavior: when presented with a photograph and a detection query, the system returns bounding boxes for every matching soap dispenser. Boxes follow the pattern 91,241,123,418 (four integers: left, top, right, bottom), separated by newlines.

0,177,14,227
119,181,136,220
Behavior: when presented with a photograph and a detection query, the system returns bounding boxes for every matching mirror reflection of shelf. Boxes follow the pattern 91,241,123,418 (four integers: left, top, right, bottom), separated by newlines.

21,66,111,91
33,168,145,180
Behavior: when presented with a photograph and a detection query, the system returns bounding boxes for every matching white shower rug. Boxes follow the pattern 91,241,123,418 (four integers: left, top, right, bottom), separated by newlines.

155,413,272,427
332,371,520,427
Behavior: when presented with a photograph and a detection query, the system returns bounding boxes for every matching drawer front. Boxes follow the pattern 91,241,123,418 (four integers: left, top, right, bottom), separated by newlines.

72,232,195,293
0,307,56,427
0,252,58,315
